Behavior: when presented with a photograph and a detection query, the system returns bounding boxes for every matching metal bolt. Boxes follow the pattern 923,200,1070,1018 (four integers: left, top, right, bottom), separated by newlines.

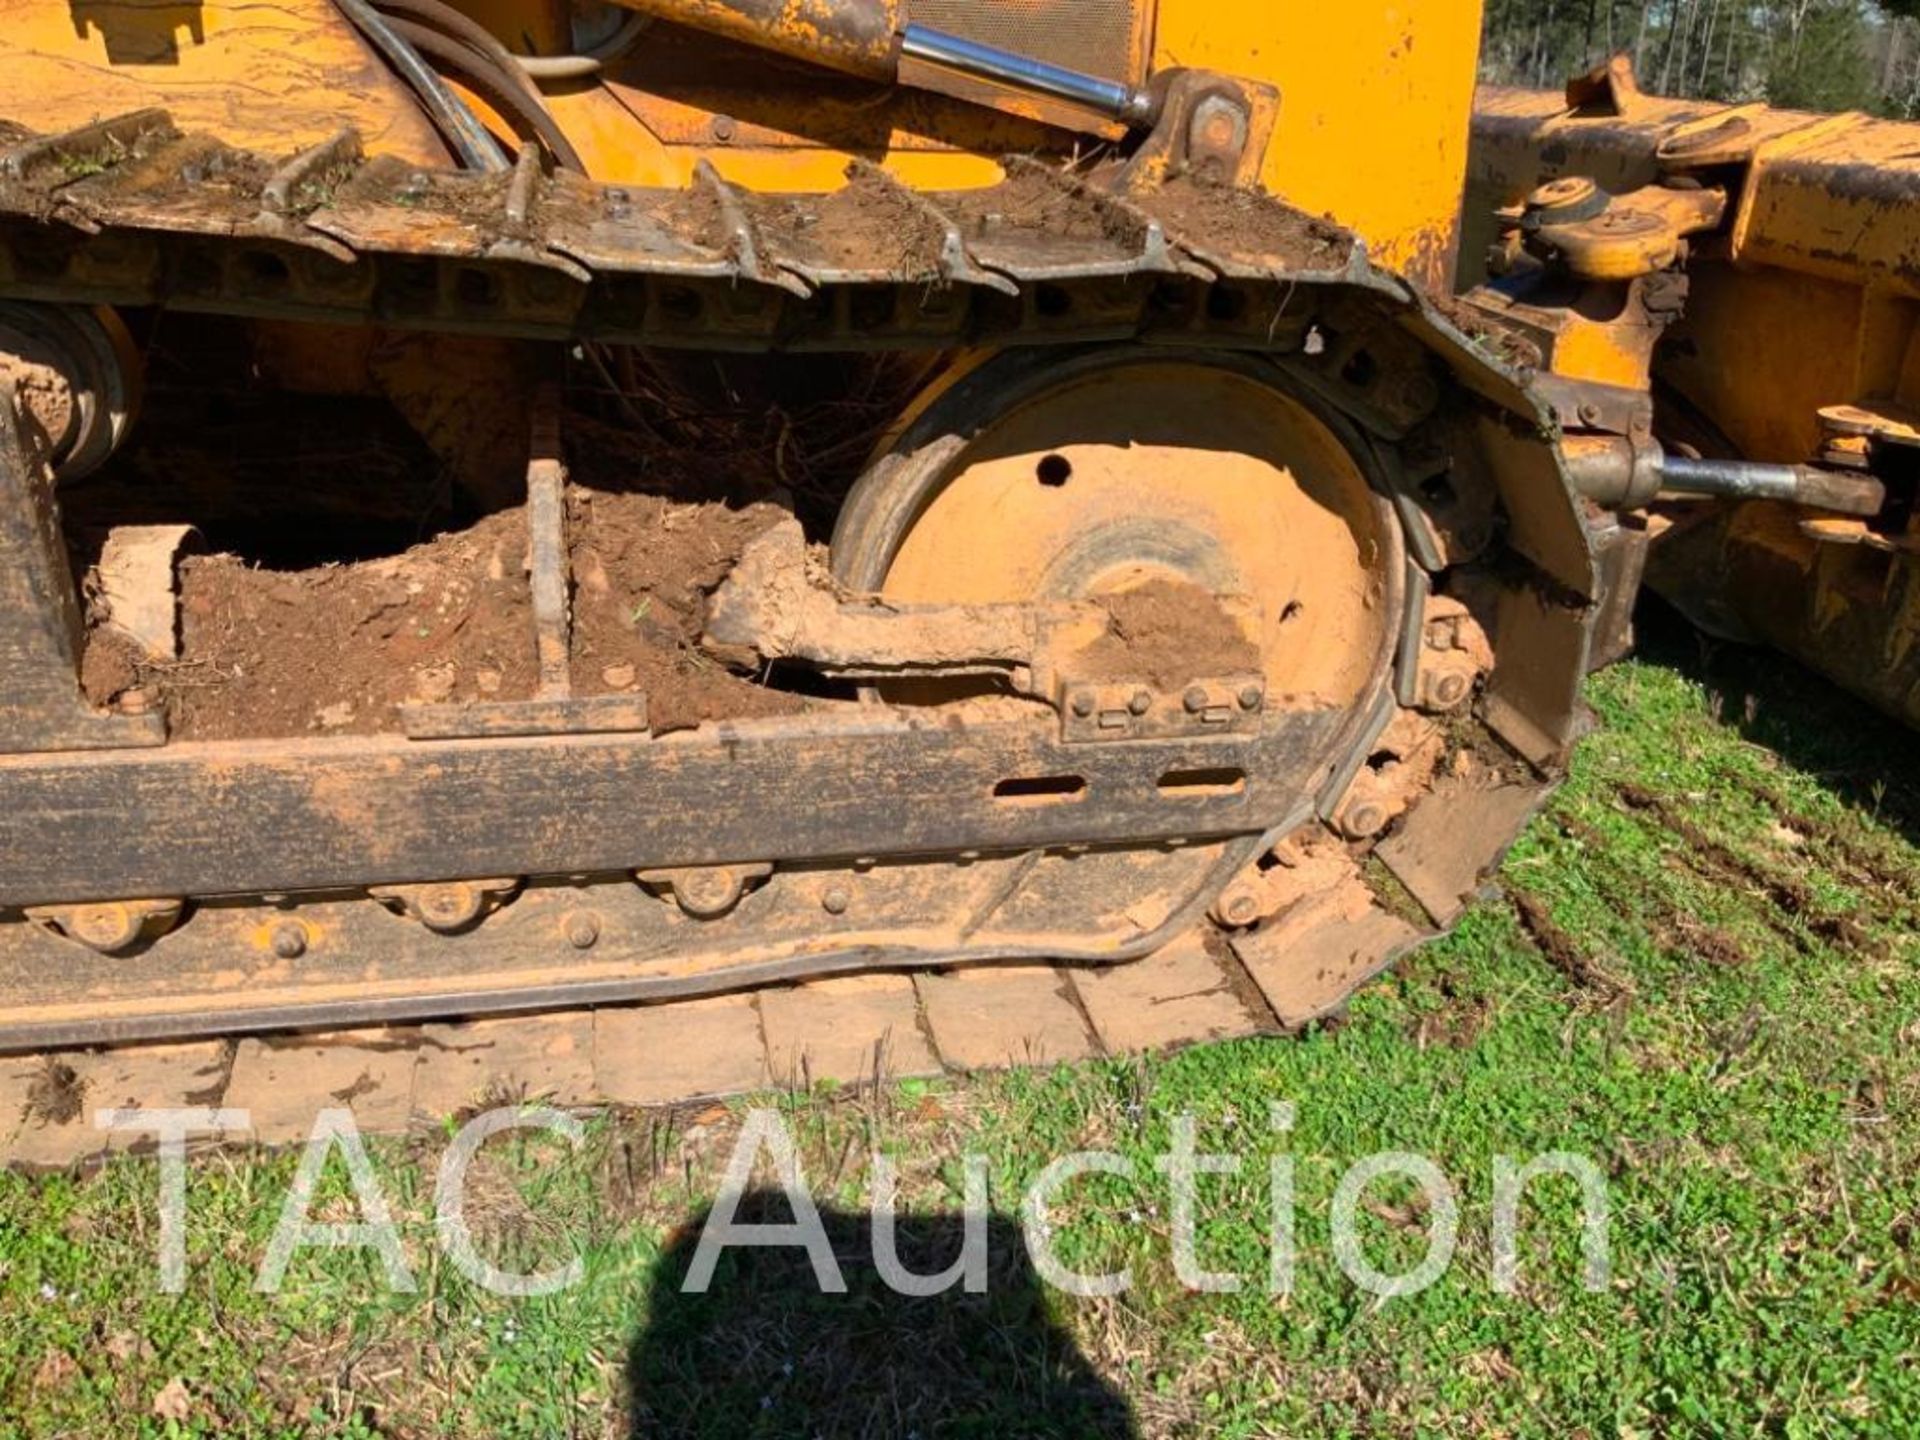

1183,685,1210,714
1238,685,1265,712
72,904,137,952
1339,800,1390,841
711,114,738,142
1429,672,1471,708
117,688,153,716
1128,689,1154,716
1577,402,1603,426
271,921,308,960
821,885,850,916
566,912,601,950
422,886,467,924
1397,375,1439,414
1188,95,1250,168
1070,691,1096,718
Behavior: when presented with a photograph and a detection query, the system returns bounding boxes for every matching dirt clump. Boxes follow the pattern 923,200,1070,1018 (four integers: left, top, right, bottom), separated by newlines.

567,488,808,732
1075,578,1262,689
82,487,803,741
78,626,145,708
1147,175,1354,271
989,165,1116,243
1427,292,1543,371
24,1059,85,1127
760,167,938,277
1511,890,1631,998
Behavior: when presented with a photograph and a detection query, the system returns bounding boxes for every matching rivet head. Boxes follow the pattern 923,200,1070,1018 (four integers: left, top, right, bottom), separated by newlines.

1070,691,1097,718
821,885,851,916
271,921,308,960
566,912,601,950
1341,801,1389,840
1129,689,1154,716
73,904,136,951
1238,685,1264,712
1183,685,1210,714
422,887,465,921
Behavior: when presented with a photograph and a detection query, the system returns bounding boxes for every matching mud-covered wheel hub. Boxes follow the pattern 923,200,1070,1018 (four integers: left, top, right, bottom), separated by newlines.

834,346,1405,750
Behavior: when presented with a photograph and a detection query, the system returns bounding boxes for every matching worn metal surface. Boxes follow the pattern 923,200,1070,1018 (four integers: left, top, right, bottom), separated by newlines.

0,110,1387,352
616,0,904,83
0,710,1352,907
0,840,1245,1051
0,389,163,752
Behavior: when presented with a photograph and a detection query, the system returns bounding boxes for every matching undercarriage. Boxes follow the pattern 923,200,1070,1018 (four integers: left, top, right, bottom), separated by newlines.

0,99,1605,1166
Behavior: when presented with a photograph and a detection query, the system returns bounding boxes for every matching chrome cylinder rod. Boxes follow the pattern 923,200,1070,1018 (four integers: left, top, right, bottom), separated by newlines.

1658,454,1886,517
900,24,1160,127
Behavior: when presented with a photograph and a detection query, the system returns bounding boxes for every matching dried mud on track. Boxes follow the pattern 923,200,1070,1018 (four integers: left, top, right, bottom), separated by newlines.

79,436,804,740
1076,577,1261,687
1147,175,1353,270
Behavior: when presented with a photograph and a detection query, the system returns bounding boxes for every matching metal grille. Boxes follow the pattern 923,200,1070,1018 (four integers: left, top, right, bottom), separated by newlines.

909,0,1154,86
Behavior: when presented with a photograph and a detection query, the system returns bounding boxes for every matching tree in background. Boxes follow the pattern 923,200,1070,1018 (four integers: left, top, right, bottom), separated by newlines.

1480,0,1920,117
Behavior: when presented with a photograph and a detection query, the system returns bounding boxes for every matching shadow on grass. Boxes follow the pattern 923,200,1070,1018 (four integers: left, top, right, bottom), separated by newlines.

1632,595,1920,844
627,1192,1136,1440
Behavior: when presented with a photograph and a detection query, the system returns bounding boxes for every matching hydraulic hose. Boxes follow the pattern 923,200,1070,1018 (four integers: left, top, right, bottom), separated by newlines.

384,14,589,172
333,0,509,172
515,10,653,80
373,0,548,102
375,0,649,85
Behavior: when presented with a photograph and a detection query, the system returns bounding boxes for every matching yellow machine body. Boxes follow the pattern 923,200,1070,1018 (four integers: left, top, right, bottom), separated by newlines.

1465,61,1920,724
6,0,1913,1122
0,0,1484,291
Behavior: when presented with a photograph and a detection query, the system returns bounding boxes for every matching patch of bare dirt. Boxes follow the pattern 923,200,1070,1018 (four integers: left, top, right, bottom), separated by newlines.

991,165,1116,242
1075,578,1261,688
1617,783,1878,954
567,488,808,733
1511,890,1632,998
1409,975,1495,1050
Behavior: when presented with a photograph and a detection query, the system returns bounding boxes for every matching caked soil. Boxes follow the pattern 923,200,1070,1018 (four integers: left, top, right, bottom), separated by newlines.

81,475,804,741
1077,578,1262,689
759,166,938,276
1426,291,1543,371
1146,175,1354,271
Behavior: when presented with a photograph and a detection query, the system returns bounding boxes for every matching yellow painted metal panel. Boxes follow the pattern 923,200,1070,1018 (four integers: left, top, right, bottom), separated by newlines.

1154,0,1485,290
0,0,447,164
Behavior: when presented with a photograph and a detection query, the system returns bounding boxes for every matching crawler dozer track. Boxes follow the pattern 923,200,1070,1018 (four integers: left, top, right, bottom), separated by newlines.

0,108,1602,1167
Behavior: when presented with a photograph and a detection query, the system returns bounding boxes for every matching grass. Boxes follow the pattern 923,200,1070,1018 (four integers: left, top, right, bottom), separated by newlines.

1,612,1916,1438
